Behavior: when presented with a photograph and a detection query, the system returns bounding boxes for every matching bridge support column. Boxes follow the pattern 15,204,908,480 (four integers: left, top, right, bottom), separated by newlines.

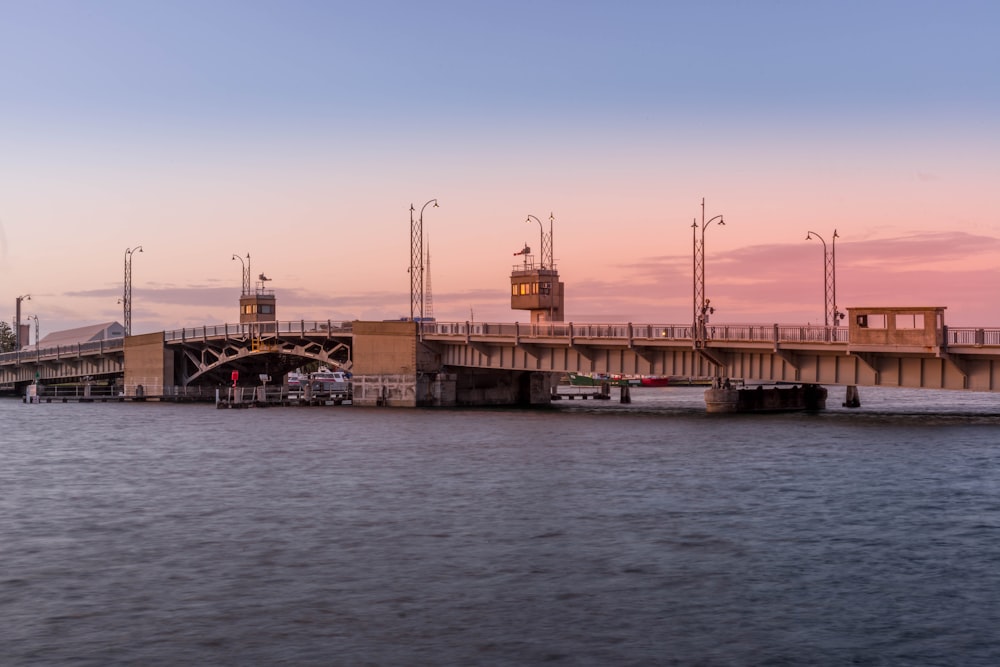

451,368,556,406
843,385,861,408
124,333,174,398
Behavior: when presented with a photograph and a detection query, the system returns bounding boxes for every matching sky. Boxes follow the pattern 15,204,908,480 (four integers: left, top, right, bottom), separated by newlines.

2,0,1000,338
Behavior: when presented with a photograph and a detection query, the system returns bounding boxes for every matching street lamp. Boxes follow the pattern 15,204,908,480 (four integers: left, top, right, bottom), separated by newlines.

30,314,38,350
409,198,438,326
692,198,724,345
232,253,250,296
526,213,554,270
123,245,142,336
805,229,841,329
15,294,30,349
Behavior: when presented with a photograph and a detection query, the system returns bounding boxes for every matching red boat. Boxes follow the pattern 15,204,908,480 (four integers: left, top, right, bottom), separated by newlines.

639,376,670,387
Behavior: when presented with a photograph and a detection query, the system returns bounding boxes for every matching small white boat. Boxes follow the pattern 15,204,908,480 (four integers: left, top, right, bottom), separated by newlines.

309,369,350,394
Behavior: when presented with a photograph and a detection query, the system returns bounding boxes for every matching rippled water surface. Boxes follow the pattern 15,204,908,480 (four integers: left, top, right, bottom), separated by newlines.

4,387,1000,665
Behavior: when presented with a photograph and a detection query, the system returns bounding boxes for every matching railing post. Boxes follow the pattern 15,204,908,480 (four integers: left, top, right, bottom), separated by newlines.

514,321,520,345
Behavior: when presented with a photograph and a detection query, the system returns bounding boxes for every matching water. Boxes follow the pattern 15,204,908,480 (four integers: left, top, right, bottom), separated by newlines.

3,388,1000,665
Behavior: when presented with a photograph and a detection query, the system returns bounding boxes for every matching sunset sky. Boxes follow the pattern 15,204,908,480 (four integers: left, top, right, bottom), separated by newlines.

2,1,999,338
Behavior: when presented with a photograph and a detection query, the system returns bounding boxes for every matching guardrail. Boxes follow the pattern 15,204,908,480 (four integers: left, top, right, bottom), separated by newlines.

162,320,352,342
946,327,1000,346
0,338,124,365
423,322,1000,347
421,321,854,344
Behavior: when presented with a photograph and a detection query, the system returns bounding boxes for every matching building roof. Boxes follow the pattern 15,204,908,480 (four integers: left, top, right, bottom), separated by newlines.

33,321,125,349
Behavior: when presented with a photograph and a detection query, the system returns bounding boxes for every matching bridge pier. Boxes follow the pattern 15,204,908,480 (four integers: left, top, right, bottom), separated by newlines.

124,332,175,398
449,368,556,406
843,385,861,408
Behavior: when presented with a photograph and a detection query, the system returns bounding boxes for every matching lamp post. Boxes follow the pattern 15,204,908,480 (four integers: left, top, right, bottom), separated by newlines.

692,198,724,346
232,253,250,296
15,294,30,349
409,199,438,327
30,314,38,350
526,213,554,270
123,245,142,336
805,229,840,330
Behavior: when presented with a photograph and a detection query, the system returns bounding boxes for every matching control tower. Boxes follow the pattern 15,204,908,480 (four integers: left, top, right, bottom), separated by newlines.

233,254,276,329
510,213,564,322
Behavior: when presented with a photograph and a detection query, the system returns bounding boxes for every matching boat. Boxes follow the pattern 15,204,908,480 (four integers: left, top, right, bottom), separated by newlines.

305,368,351,397
666,376,715,386
566,372,609,386
638,376,670,387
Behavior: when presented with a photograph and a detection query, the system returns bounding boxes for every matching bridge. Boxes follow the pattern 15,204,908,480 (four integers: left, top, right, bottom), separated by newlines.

4,306,1000,407
421,306,1000,404
0,321,351,398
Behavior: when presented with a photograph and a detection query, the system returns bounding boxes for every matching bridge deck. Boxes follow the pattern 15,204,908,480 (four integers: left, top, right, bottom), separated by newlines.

7,319,1000,394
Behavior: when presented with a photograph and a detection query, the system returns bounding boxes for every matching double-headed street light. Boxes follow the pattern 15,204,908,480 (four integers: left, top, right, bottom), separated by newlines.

409,199,438,328
805,230,841,329
123,245,142,336
692,198,724,345
526,213,554,270
15,294,30,349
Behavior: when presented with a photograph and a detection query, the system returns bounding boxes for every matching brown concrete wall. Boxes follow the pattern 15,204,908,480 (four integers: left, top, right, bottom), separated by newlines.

351,321,417,375
350,321,419,406
124,332,174,397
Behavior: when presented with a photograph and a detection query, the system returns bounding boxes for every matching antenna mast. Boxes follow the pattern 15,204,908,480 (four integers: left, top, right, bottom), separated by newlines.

424,237,434,320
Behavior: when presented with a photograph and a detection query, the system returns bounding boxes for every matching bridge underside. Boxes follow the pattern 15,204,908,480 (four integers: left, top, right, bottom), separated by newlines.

170,334,352,387
431,339,1000,393
435,341,719,381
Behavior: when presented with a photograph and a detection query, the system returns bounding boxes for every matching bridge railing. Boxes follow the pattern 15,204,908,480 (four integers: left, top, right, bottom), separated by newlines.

162,320,351,342
420,322,853,344
0,338,125,365
946,327,1000,346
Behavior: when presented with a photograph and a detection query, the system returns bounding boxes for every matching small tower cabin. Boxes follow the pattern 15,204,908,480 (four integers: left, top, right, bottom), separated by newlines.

510,214,565,323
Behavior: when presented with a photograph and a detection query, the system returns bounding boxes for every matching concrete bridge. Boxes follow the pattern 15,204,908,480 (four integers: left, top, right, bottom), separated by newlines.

422,306,1000,405
4,306,1000,407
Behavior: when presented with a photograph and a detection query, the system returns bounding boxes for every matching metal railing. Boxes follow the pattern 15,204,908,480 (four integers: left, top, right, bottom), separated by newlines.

162,320,352,342
0,338,125,365
418,321,907,345
945,327,1000,346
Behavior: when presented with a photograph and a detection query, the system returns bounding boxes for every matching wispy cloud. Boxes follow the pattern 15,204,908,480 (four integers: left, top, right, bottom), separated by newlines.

501,231,1000,325
42,231,1000,331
